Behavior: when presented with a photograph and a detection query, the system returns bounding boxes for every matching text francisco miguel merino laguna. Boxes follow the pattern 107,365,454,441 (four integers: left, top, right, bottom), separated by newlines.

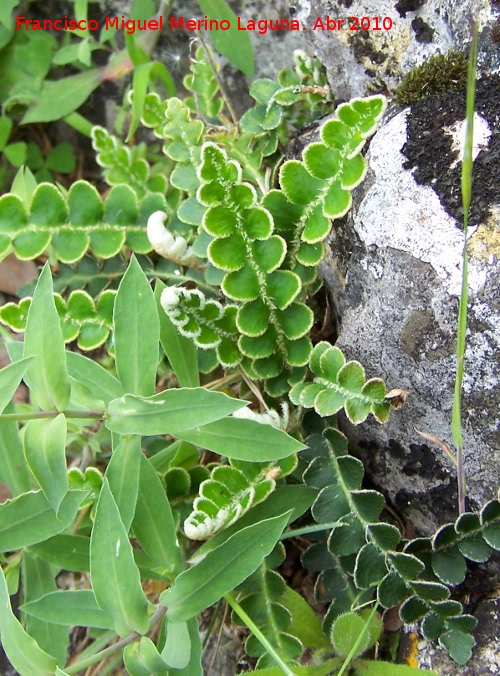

15,14,372,34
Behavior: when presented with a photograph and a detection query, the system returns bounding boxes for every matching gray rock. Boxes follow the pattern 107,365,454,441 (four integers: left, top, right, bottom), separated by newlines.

323,85,500,534
286,0,496,99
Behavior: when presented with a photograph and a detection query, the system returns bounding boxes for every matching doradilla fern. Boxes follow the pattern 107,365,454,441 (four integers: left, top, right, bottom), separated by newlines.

301,428,500,665
147,86,387,397
184,456,297,540
0,180,165,263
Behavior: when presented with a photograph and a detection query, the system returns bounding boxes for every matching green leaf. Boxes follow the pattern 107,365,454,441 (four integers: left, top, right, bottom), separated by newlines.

480,499,500,549
23,413,69,513
23,264,71,411
0,357,33,414
280,587,331,650
439,630,475,666
22,70,101,123
387,552,425,581
197,0,254,77
191,484,316,562
174,417,306,462
21,553,69,665
114,256,159,397
155,280,199,388
377,572,409,608
0,566,58,676
280,160,324,207
354,543,387,589
0,414,31,496
351,660,434,675
366,523,401,551
134,636,171,672
432,546,466,585
0,490,85,552
162,619,191,668
28,535,90,572
132,454,183,573
90,479,150,637
66,351,123,406
399,596,429,623
106,388,245,435
106,435,141,532
161,511,291,622
21,589,114,629
331,612,370,658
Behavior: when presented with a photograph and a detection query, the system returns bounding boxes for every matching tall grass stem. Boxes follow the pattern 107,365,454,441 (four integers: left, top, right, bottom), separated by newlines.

451,22,478,514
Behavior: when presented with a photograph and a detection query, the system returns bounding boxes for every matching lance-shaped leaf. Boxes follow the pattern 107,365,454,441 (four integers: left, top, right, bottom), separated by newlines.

66,351,123,406
114,255,159,397
90,479,151,637
161,511,291,622
23,413,68,514
21,590,115,630
0,566,58,676
174,416,306,462
106,435,141,532
21,553,69,665
0,357,33,414
161,619,191,669
106,388,246,435
132,453,183,573
23,263,71,411
0,414,31,496
0,490,85,552
155,280,200,388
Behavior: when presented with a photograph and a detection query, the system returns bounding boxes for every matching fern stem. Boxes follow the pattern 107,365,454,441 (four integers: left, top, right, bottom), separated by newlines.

451,21,478,514
224,592,297,676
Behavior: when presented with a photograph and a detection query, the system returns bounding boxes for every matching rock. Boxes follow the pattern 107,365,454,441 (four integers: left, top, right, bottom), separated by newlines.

286,0,497,99
319,74,500,536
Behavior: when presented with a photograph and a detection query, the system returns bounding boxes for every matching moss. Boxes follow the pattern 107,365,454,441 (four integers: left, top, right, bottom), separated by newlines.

394,50,468,106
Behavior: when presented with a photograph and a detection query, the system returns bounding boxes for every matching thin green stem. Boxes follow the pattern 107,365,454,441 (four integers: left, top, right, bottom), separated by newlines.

280,521,343,540
451,22,478,514
224,592,296,676
64,605,166,674
0,410,104,423
64,112,94,137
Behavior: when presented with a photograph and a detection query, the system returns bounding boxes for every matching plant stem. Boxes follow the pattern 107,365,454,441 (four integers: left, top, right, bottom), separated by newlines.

224,592,297,676
280,521,345,540
451,22,478,515
64,112,94,137
64,605,167,674
0,410,104,422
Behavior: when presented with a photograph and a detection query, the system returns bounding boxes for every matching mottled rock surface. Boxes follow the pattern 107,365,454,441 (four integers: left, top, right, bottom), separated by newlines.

286,0,497,99
323,80,500,534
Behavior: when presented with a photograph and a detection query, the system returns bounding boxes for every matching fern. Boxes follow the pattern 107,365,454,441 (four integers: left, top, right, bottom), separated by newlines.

0,180,166,263
0,289,115,350
232,545,303,670
184,455,297,540
301,428,500,665
91,127,169,198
